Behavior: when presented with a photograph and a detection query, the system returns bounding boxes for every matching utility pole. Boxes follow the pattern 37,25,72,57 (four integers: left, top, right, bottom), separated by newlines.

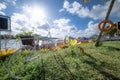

0,31,1,50
95,0,115,47
117,21,120,40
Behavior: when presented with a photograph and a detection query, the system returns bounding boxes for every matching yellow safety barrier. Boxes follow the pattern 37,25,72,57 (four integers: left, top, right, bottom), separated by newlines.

0,48,16,57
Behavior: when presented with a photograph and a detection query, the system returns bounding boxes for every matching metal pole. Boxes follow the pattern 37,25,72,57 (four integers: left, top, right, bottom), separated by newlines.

0,31,1,50
95,0,115,47
117,22,119,40
117,23,118,41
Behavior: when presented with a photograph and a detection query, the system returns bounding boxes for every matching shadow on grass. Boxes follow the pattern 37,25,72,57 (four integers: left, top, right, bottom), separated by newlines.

103,46,120,51
83,52,120,80
83,52,97,61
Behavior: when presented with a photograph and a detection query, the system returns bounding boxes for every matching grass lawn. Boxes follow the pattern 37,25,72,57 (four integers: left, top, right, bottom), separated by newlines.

0,41,120,80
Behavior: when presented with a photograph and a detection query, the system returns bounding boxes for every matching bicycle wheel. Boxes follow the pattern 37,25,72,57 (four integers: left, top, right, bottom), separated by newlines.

8,45,39,79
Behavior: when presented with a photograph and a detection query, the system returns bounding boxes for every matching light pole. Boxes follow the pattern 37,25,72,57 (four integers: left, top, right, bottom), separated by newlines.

117,22,120,40
0,31,1,50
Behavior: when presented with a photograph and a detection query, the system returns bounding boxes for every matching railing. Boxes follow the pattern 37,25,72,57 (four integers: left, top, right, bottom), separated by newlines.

101,36,120,41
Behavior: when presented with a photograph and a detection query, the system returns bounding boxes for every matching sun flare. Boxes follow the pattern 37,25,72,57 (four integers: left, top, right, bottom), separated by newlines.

31,6,47,20
23,5,47,24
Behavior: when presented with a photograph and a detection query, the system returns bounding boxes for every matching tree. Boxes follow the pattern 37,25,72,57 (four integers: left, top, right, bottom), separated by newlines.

103,23,117,39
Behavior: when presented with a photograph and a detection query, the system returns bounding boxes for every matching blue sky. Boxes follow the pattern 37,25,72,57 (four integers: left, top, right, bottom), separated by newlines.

0,0,120,38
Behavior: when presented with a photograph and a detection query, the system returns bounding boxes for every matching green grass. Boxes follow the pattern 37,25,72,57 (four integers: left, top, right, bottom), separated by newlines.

0,41,120,80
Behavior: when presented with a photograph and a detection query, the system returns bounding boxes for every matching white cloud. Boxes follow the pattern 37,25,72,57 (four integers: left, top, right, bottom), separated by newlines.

51,18,99,38
11,12,48,35
63,1,82,14
4,0,17,5
74,21,99,38
10,1,99,38
111,0,120,18
52,18,77,38
53,18,71,28
11,13,29,32
60,0,120,20
22,5,47,26
89,4,107,20
11,12,99,38
57,0,120,38
0,3,7,15
60,0,90,18
0,0,17,15
11,5,49,35
1,0,17,5
83,21,99,37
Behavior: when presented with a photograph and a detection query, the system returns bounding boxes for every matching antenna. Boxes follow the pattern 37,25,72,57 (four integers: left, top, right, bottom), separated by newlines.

46,21,52,38
45,21,55,49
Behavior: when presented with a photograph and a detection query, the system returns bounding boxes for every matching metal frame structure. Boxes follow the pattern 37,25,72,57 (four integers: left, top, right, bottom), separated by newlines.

0,15,11,50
